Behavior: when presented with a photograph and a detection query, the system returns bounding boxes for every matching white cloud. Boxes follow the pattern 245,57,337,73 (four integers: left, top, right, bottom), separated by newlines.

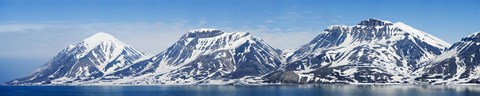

0,24,53,33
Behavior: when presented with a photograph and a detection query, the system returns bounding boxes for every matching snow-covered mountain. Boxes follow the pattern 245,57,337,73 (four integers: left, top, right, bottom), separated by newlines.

7,19,478,85
103,29,283,85
265,18,450,84
6,32,148,85
414,32,480,85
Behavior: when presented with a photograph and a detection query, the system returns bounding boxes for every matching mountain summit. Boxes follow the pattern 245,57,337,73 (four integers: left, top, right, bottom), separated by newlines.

185,28,225,38
7,32,148,85
357,18,393,26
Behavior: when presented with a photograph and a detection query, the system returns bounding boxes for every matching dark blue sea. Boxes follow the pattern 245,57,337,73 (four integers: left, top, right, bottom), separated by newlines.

1,85,480,96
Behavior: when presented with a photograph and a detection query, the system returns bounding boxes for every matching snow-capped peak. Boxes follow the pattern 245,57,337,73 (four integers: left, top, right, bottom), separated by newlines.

82,32,122,45
178,30,252,51
77,32,126,52
357,18,393,26
7,32,148,85
183,28,225,38
393,22,451,48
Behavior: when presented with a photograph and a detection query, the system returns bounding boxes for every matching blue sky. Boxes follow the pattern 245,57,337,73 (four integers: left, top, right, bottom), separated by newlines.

0,0,479,82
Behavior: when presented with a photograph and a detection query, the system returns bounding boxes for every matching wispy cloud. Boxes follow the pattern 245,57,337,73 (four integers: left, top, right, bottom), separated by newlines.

264,19,276,23
197,18,208,27
0,21,190,59
0,24,55,33
274,10,319,20
0,21,321,60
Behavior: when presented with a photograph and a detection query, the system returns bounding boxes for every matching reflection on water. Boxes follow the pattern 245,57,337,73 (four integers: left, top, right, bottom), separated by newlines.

1,85,480,96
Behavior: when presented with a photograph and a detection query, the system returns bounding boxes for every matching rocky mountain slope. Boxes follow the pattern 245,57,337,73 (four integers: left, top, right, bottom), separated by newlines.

414,32,480,85
265,18,450,84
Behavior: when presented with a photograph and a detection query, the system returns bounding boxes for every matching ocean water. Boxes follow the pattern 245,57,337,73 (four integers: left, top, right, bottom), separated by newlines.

1,85,480,96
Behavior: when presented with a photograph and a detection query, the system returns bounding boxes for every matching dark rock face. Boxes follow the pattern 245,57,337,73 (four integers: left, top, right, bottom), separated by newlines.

357,18,394,26
265,71,300,84
183,29,225,38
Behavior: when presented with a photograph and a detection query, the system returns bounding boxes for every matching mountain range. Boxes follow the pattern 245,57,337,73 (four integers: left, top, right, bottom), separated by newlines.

6,18,480,85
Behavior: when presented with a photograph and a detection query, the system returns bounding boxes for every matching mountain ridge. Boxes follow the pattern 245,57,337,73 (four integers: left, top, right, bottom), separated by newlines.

7,18,480,85
97,29,282,85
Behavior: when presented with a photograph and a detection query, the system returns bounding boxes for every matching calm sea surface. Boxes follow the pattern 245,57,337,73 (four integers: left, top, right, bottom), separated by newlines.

1,85,480,96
